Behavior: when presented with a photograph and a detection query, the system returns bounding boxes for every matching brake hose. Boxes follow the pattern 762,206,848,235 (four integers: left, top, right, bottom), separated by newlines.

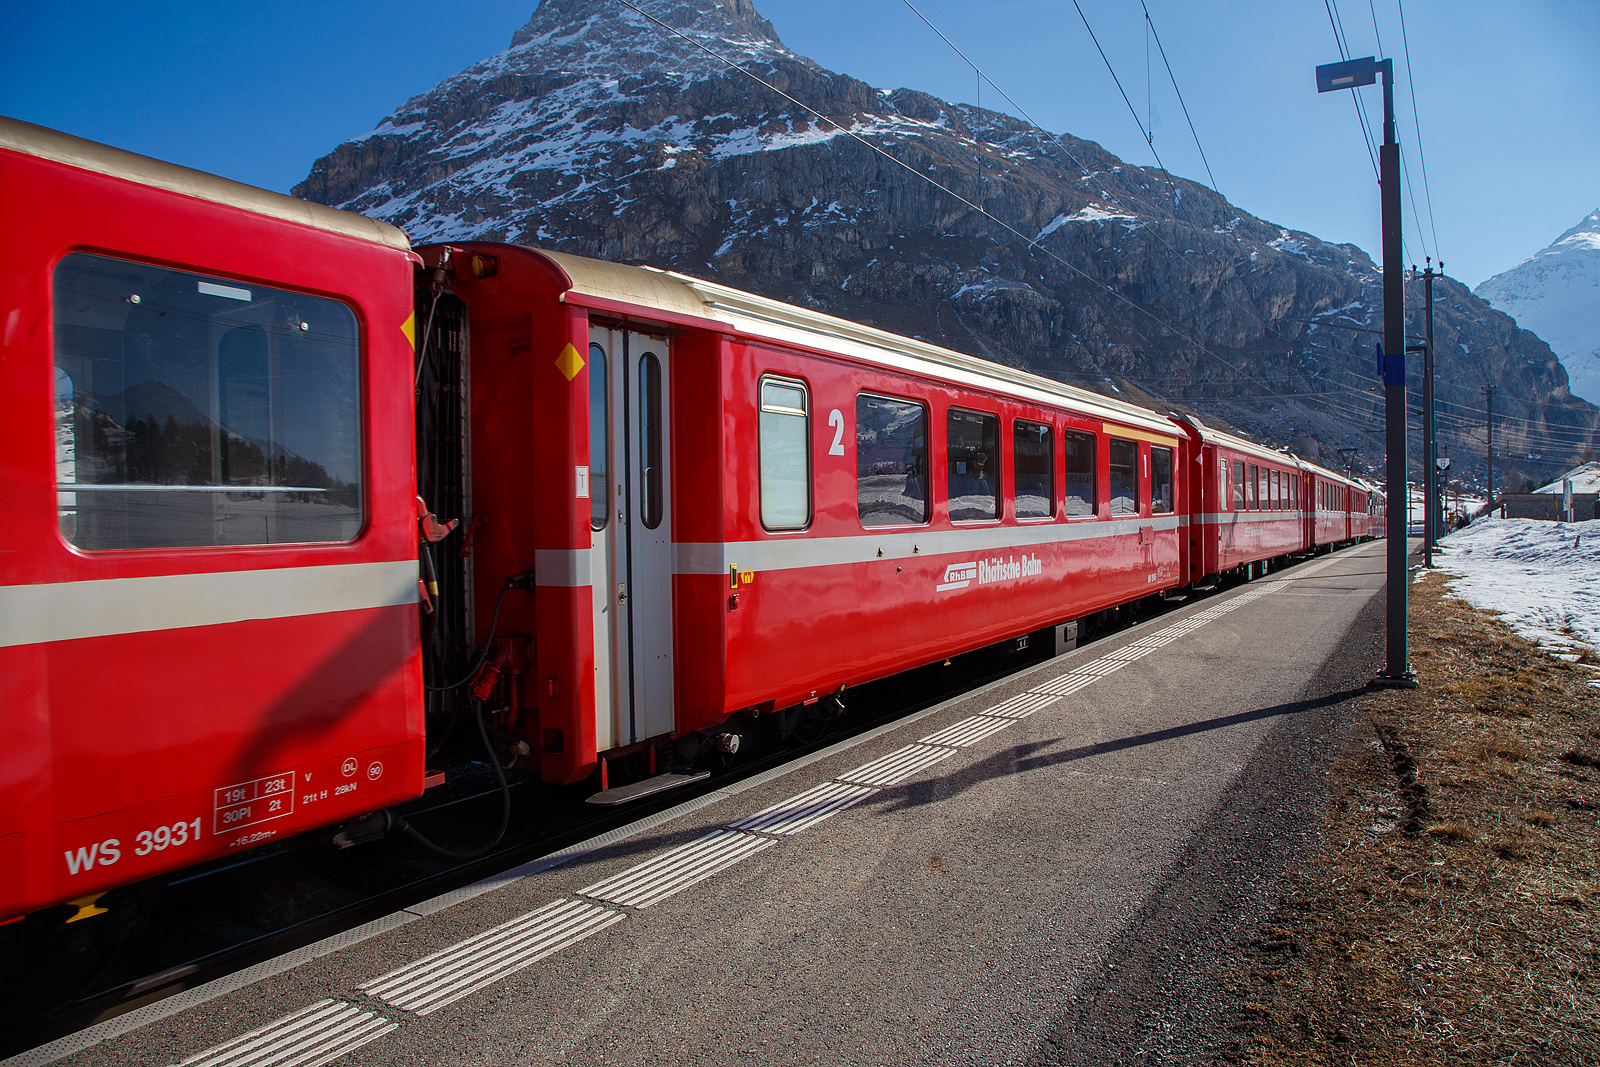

390,699,512,861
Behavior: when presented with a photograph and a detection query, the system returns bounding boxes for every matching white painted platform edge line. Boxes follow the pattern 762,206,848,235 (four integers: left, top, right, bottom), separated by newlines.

0,911,421,1067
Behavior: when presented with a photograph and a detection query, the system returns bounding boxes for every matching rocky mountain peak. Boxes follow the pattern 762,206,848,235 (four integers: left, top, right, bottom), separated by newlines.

508,0,786,53
295,0,1600,485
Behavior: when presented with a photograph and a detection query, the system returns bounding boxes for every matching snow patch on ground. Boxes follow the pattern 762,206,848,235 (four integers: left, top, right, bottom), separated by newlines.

1435,516,1600,658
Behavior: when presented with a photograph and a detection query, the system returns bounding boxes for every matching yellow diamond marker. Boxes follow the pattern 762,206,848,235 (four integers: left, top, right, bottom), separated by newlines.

554,342,585,381
401,311,416,349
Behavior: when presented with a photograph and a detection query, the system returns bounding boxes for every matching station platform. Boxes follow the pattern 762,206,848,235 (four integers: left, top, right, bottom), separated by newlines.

17,541,1388,1067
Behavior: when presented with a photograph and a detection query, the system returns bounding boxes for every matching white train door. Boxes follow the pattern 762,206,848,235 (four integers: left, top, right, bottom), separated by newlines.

589,327,675,751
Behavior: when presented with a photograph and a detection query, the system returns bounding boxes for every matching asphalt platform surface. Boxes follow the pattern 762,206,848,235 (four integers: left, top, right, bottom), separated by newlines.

19,540,1389,1067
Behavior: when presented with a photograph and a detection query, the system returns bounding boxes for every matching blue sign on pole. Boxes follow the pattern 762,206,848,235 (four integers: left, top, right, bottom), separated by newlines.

1375,342,1404,388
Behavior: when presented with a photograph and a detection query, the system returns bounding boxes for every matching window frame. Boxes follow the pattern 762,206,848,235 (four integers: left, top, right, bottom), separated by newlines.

1108,436,1140,517
945,406,1001,523
1149,445,1174,515
1061,427,1098,519
855,391,930,529
756,374,813,531
51,250,366,552
1011,418,1054,521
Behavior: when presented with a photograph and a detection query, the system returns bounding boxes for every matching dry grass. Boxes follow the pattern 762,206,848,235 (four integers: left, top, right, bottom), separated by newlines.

1222,572,1600,1065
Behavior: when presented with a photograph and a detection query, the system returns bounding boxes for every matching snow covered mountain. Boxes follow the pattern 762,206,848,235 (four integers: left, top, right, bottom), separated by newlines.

1476,208,1600,404
295,0,1600,484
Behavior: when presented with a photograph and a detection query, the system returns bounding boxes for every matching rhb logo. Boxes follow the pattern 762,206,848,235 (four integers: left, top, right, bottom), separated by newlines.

936,562,979,591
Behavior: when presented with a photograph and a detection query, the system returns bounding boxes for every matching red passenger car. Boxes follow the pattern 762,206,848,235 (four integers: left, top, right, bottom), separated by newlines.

0,115,1382,934
0,118,425,921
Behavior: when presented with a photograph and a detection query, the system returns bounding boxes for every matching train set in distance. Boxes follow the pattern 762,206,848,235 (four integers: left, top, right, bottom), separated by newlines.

0,114,1386,933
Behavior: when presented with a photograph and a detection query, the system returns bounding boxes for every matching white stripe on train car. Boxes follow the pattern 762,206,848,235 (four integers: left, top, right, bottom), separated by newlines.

674,515,1182,575
0,559,419,648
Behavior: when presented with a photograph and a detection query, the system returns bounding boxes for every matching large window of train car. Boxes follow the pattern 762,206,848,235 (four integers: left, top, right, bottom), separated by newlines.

947,409,999,521
1232,460,1246,511
1150,446,1174,514
589,344,608,530
758,376,811,530
1063,429,1096,516
856,393,928,526
52,253,361,549
1108,438,1139,516
1271,469,1280,510
1247,464,1259,509
1013,420,1053,519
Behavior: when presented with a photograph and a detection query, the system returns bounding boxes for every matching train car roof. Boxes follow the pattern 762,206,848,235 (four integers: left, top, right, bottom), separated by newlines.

1171,414,1307,468
0,115,410,252
541,249,1181,440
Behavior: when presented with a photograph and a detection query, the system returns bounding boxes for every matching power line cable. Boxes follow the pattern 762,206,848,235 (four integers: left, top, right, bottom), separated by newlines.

1396,0,1442,258
610,0,1306,410
1142,0,1219,194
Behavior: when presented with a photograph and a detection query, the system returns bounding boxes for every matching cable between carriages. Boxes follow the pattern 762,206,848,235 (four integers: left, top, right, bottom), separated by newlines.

391,699,514,861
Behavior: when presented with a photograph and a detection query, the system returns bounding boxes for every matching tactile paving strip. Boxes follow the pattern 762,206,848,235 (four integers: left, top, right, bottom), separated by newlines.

834,743,958,786
918,715,1020,749
360,899,623,1015
729,780,879,836
578,829,776,908
172,999,395,1067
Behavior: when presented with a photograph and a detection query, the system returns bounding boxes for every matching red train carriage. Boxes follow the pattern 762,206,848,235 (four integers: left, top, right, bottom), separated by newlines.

422,243,1189,787
1173,415,1308,581
4,115,1377,931
1306,461,1362,550
0,118,425,921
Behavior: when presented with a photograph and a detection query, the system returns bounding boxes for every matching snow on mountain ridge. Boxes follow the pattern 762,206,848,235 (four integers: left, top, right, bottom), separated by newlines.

1477,207,1600,403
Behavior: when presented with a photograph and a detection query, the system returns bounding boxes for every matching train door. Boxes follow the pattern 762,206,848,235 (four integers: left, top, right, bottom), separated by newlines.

589,326,675,751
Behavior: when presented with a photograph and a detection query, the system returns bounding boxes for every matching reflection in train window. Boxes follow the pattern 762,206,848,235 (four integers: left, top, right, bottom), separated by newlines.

1109,438,1139,516
1063,430,1096,516
758,376,811,530
1248,464,1259,509
857,394,928,527
1013,421,1053,519
1232,460,1245,511
1150,446,1173,514
52,252,361,549
947,409,998,522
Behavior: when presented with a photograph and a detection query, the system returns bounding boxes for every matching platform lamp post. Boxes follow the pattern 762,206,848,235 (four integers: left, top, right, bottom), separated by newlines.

1316,55,1416,687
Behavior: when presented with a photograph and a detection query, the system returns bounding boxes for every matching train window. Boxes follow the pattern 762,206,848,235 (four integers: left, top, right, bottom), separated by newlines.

1013,420,1053,519
1232,460,1245,511
1247,464,1258,509
1108,438,1139,516
947,409,999,521
758,376,811,530
589,344,608,530
1258,466,1270,511
639,352,664,530
1150,446,1174,514
52,252,361,549
1063,430,1096,516
1270,469,1280,510
857,394,928,526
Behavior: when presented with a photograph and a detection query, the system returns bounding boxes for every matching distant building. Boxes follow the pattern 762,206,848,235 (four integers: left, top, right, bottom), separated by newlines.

1499,462,1600,521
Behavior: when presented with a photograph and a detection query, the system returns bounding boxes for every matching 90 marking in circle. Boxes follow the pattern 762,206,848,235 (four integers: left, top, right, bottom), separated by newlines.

135,818,202,857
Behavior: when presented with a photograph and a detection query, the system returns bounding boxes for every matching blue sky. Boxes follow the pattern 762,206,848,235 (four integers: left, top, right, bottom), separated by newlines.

4,0,1596,287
